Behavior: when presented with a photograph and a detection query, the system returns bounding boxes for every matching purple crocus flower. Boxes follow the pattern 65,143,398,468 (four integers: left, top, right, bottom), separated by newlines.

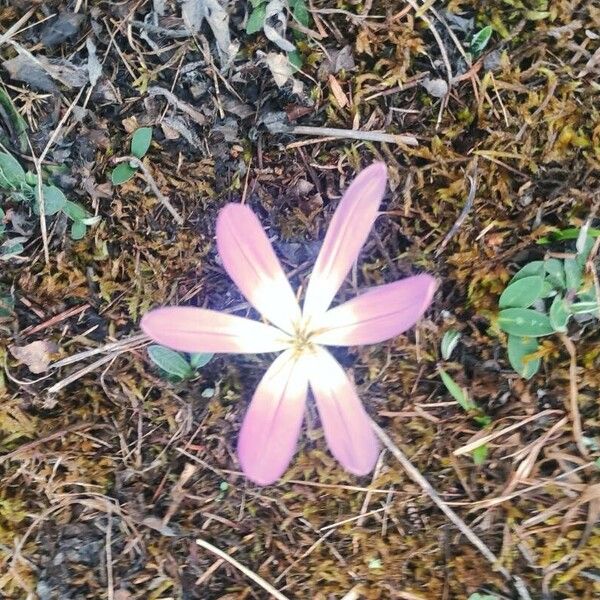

141,163,436,485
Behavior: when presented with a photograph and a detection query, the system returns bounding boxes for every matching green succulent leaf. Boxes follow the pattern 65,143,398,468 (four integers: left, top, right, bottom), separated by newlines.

111,162,137,185
549,295,571,332
0,152,26,189
470,25,493,56
544,258,566,289
148,345,193,379
189,352,213,369
34,184,67,215
62,200,89,221
131,127,153,159
564,258,583,291
70,220,87,240
498,308,553,337
507,335,540,379
499,275,543,309
512,261,544,281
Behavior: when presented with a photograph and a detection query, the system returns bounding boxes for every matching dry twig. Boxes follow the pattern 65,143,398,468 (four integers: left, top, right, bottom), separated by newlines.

113,156,184,224
195,538,290,600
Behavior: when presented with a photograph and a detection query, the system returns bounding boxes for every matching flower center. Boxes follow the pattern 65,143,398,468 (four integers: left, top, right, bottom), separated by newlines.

291,321,316,356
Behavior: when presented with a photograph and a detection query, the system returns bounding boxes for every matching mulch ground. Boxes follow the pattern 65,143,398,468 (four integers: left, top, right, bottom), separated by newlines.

0,1,599,599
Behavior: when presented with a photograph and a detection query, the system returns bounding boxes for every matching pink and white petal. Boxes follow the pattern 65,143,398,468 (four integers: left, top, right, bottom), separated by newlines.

141,307,291,354
306,346,379,476
303,163,388,321
217,203,301,333
311,274,436,346
238,349,309,485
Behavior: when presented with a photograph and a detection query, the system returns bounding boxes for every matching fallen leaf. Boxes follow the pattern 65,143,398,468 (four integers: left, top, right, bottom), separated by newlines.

10,340,59,374
181,0,239,66
86,38,102,87
263,52,292,87
421,77,449,98
263,0,295,52
3,54,87,91
329,75,348,108
40,11,85,46
142,516,177,536
317,45,355,80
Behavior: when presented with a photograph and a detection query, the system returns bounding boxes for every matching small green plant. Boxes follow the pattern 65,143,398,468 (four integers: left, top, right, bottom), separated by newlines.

111,127,153,185
147,344,213,380
497,235,598,379
246,0,309,67
438,367,491,465
0,287,13,318
440,329,461,360
469,25,493,57
0,150,96,242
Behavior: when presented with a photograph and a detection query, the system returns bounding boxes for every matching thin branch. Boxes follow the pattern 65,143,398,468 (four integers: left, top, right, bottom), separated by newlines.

113,156,184,225
559,334,589,459
195,537,290,600
435,163,478,256
289,125,418,146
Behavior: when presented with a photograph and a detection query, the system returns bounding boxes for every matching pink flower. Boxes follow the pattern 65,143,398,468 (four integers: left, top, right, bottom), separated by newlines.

141,163,436,485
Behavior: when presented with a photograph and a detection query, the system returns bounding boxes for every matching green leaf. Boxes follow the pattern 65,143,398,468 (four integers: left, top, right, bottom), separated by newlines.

571,300,599,315
70,221,87,240
0,152,26,189
189,352,213,369
564,258,583,291
549,295,571,332
537,227,600,244
512,261,544,282
249,0,265,7
440,329,461,360
246,4,266,34
576,234,595,265
507,335,540,379
62,200,89,221
544,258,566,289
499,275,543,309
438,369,474,412
288,49,303,71
498,308,553,337
1,239,24,256
526,10,551,20
470,25,493,56
290,0,310,28
34,184,66,215
471,444,488,465
468,594,501,600
147,345,192,379
131,127,153,159
0,293,14,318
0,88,29,153
111,162,137,185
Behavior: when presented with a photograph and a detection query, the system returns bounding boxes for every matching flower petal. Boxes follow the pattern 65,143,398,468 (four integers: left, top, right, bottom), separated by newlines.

303,163,388,321
311,274,436,346
306,346,379,476
238,349,308,485
141,307,291,354
217,203,301,333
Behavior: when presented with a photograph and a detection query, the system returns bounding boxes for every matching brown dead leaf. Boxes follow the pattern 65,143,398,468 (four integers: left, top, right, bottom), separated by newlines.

10,340,59,374
329,74,348,108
